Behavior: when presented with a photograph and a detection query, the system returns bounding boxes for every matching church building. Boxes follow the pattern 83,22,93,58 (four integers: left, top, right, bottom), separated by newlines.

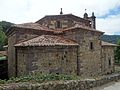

6,9,117,77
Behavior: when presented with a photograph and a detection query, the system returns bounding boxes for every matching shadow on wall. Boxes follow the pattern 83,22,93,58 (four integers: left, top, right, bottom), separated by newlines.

0,56,8,79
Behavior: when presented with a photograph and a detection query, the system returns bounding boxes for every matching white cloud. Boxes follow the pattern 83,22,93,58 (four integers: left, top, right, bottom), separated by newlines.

25,0,120,17
0,0,120,34
97,14,120,35
0,0,30,22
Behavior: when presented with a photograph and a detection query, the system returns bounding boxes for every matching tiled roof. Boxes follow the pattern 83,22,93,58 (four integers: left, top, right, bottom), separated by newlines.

15,35,79,47
6,23,54,36
13,23,53,31
101,41,118,46
36,14,90,23
11,22,104,34
8,22,104,36
12,23,65,34
63,24,104,33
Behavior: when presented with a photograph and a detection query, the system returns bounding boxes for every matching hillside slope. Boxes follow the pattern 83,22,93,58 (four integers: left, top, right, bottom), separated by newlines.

101,35,120,44
0,21,13,50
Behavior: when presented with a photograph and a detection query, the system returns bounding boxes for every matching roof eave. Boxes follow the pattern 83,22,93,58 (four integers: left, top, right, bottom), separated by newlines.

102,45,118,47
14,44,79,47
64,27,104,34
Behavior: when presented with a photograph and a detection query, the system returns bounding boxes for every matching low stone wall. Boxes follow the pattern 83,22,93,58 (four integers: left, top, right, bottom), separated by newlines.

0,73,120,90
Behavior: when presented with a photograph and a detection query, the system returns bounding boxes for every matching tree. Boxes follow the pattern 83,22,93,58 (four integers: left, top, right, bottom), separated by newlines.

0,30,7,50
0,21,13,32
0,21,13,50
115,39,120,63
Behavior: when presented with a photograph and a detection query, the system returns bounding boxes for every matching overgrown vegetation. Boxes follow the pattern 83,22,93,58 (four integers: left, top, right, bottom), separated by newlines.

115,39,120,64
0,74,78,84
0,21,13,50
100,35,120,44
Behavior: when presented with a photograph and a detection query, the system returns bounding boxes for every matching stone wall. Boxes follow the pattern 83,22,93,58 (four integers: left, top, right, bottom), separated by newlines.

46,19,74,29
7,28,40,77
0,73,120,90
64,29,102,77
37,18,73,29
7,28,54,78
101,46,115,75
37,15,91,30
16,46,78,76
16,28,54,42
8,32,17,77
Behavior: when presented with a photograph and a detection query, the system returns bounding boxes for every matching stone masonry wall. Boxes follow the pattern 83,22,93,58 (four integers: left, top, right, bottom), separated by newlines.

8,32,17,77
8,29,39,77
16,46,78,76
101,46,115,75
45,19,74,29
16,28,54,42
37,16,90,30
7,28,54,78
64,29,102,77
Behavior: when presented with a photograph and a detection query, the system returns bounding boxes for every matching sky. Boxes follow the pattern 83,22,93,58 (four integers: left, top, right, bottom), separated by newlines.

0,0,120,35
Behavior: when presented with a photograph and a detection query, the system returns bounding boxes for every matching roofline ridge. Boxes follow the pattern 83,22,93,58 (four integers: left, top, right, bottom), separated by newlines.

45,13,73,17
36,13,90,23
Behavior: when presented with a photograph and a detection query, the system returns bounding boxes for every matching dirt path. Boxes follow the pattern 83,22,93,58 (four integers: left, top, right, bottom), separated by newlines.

91,80,120,90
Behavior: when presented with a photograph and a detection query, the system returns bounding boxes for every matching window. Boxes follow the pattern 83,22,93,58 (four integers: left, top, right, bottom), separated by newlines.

90,42,93,50
109,58,111,66
56,21,61,28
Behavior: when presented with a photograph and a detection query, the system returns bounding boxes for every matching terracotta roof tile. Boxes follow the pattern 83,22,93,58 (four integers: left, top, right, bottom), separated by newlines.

12,23,103,34
13,23,53,31
63,24,104,33
9,22,105,37
12,23,65,34
0,51,7,56
15,35,79,47
101,41,118,46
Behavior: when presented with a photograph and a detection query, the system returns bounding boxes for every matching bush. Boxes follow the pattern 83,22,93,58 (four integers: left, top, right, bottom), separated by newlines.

115,39,120,63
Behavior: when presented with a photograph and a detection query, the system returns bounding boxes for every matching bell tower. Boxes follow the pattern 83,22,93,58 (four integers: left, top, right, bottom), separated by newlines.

83,9,88,19
83,9,96,29
90,12,96,29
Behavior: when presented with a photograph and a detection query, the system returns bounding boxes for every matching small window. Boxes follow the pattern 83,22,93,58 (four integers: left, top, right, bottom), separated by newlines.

109,58,111,66
90,42,93,50
56,21,61,28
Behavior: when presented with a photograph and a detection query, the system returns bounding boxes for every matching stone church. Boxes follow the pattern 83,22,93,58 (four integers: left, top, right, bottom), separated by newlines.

6,9,117,78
